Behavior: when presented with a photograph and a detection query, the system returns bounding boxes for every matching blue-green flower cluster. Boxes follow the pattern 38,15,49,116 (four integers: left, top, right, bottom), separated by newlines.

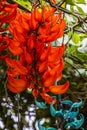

35,96,84,130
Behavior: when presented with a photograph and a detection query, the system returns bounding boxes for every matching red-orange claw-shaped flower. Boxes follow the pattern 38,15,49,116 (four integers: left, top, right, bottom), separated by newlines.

13,29,26,43
40,93,56,104
8,76,27,93
32,88,38,99
37,61,47,73
19,14,30,31
27,34,36,50
48,44,65,63
6,58,28,75
43,76,56,87
0,45,7,52
34,6,42,23
49,81,69,94
29,8,38,30
7,69,20,77
52,0,56,3
42,6,56,22
40,44,51,61
8,43,23,55
24,47,32,64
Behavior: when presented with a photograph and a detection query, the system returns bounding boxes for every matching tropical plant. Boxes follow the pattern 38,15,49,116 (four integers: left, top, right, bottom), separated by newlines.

0,0,87,130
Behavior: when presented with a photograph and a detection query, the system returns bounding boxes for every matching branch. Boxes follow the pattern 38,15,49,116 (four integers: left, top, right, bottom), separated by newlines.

65,16,87,34
74,28,87,34
47,0,83,19
65,28,87,34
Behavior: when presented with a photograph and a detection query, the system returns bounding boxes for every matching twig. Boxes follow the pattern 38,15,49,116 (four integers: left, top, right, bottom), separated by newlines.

73,28,87,34
65,17,87,34
65,60,87,81
69,54,84,64
65,32,73,45
58,0,65,7
9,0,31,12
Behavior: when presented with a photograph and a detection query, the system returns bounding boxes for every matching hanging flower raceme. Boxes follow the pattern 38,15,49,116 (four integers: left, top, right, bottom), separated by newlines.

6,5,69,104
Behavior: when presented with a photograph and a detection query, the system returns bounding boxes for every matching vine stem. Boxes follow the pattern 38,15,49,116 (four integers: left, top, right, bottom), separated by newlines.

17,93,20,130
4,76,8,102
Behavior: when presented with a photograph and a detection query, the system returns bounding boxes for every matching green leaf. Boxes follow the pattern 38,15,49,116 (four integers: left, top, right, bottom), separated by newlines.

72,32,80,44
70,5,74,12
65,0,75,5
75,0,86,4
14,0,32,11
65,0,86,5
39,0,46,5
65,57,73,65
76,6,85,15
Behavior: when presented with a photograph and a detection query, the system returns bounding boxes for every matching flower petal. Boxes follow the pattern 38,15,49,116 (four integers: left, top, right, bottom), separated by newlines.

49,81,69,94
32,88,38,98
8,76,27,93
40,93,56,104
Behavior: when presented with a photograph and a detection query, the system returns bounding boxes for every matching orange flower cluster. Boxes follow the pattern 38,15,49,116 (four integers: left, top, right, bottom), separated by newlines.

0,0,18,59
0,0,18,31
6,6,69,104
